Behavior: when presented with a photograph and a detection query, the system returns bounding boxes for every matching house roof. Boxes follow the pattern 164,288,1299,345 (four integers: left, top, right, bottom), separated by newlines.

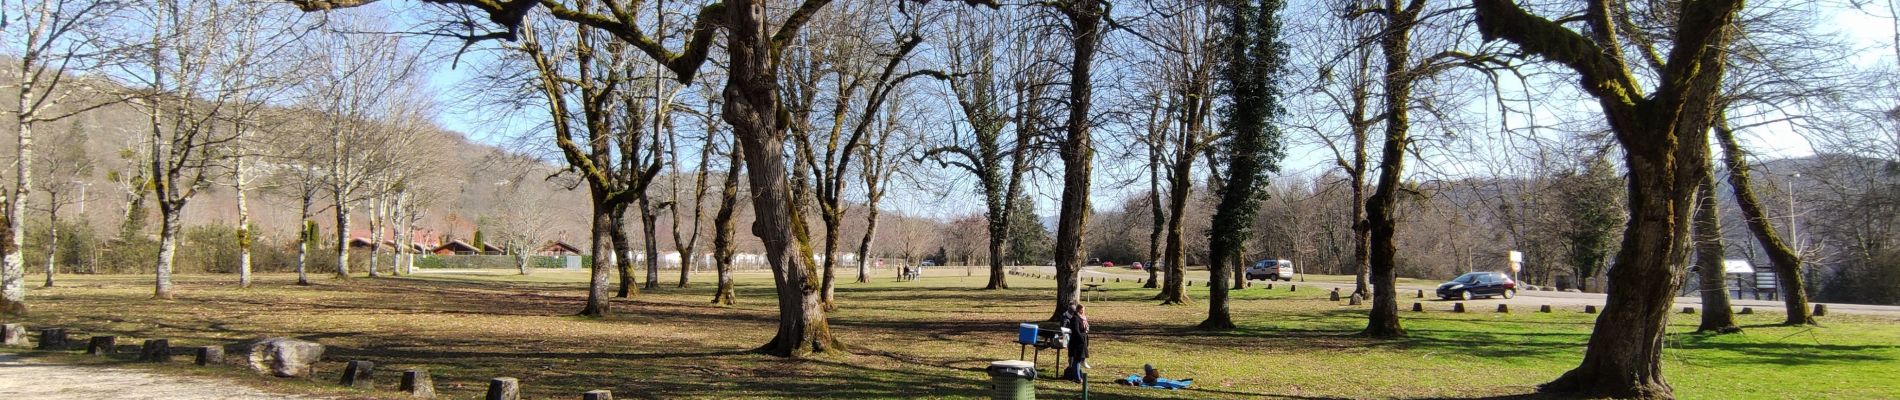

540,241,582,254
433,240,480,253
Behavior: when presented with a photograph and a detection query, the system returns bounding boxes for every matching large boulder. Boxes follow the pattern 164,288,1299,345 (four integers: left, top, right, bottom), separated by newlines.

246,338,325,378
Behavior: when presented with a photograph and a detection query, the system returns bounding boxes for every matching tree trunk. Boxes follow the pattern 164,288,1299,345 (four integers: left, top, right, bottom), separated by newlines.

1145,138,1163,289
724,0,836,357
820,216,839,310
856,209,879,284
639,198,661,291
1361,0,1417,339
367,195,383,278
154,203,182,299
611,204,636,297
1048,0,1103,322
580,203,614,317
712,146,743,305
295,199,311,286
334,199,351,279
1693,171,1740,334
1156,153,1192,305
1,115,30,314
1712,124,1813,325
235,157,252,288
42,209,57,288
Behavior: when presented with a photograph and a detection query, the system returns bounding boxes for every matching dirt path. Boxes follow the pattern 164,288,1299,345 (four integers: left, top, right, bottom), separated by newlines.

0,354,317,400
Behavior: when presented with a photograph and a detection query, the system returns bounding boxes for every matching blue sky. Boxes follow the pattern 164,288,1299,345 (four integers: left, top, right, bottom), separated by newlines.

414,2,1895,221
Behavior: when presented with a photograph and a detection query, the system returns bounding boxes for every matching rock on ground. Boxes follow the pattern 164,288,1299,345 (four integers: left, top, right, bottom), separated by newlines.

246,338,324,378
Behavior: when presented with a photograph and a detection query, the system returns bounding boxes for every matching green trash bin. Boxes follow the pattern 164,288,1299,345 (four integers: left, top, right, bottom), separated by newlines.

987,360,1036,400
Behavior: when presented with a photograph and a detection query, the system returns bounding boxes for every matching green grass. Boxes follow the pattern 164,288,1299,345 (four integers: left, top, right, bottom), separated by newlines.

4,269,1897,399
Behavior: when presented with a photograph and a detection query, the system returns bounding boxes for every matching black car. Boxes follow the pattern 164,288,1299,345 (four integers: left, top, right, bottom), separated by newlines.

1436,271,1517,300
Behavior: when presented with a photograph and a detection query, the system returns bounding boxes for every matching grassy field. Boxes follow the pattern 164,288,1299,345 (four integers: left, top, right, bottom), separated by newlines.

3,268,1897,399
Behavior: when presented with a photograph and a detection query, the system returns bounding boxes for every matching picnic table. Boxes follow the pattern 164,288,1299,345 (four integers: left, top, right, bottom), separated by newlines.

1084,284,1105,302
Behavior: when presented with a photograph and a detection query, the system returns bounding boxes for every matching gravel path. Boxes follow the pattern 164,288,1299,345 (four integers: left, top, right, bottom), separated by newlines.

0,354,316,400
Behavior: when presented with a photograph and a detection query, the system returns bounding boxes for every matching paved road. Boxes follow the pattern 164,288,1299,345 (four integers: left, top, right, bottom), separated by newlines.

1034,266,1900,317
0,354,315,400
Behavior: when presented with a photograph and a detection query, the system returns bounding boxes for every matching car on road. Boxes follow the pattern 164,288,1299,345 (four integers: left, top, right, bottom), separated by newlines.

1246,259,1295,281
1436,271,1517,300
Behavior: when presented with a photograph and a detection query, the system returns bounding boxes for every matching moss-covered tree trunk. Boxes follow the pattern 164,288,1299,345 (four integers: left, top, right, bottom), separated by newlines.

1713,124,1813,325
1473,0,1742,397
1693,170,1740,334
712,146,743,305
1047,0,1104,322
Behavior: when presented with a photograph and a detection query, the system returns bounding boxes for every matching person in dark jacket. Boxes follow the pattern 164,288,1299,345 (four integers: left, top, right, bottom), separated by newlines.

1061,303,1091,381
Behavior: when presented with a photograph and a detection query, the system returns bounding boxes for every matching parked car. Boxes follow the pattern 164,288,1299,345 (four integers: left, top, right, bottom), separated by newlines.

1436,271,1517,300
1246,259,1294,281
1130,262,1145,271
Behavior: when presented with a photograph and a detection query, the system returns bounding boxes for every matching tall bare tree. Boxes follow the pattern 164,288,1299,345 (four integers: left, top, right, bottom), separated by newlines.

291,0,1000,358
128,0,305,298
1042,0,1105,321
29,119,96,288
1139,0,1221,306
1472,0,1743,397
2,0,125,314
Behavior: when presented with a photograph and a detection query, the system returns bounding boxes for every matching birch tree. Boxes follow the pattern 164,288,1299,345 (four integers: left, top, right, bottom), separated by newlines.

2,0,126,314
126,0,306,298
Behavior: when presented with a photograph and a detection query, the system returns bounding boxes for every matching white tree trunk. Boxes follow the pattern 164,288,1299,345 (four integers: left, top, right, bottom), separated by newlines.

236,156,252,287
3,106,33,312
335,196,352,278
367,194,383,278
155,206,182,299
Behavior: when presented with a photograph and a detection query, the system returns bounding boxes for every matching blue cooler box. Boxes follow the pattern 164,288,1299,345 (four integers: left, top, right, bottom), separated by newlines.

1017,323,1039,344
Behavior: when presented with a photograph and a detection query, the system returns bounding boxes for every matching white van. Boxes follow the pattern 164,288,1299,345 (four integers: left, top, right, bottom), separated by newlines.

1246,259,1294,281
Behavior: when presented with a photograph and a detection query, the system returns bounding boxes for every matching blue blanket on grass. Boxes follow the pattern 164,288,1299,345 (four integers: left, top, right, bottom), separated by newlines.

1123,374,1193,389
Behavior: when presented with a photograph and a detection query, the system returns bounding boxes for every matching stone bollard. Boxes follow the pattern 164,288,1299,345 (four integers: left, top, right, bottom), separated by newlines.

87,336,117,355
1329,288,1340,301
583,390,614,400
1348,293,1363,306
37,328,67,350
400,370,435,398
2,323,26,346
341,360,375,388
1539,305,1552,313
487,377,520,400
1682,307,1696,314
1290,285,1297,292
1584,305,1598,314
196,346,223,366
139,339,172,362
1813,304,1828,317
1453,303,1466,313
1497,304,1510,313
1266,283,1273,290
1416,289,1424,299
1739,307,1754,315
1115,278,1120,283
1412,302,1423,312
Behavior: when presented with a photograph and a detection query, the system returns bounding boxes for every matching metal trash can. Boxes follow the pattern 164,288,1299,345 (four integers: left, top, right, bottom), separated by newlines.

987,360,1036,400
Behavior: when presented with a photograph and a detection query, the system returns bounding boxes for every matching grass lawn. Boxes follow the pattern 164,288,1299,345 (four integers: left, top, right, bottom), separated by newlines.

3,268,1897,399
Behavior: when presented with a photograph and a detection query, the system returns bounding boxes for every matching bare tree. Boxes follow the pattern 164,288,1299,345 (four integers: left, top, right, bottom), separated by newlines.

2,0,126,314
301,21,426,280
1042,0,1105,322
1137,0,1221,306
290,0,1000,358
28,119,96,288
669,96,716,288
1692,162,1740,333
1472,0,1743,396
126,0,306,299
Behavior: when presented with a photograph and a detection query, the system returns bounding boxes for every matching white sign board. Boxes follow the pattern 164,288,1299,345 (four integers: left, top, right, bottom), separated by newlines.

1508,251,1523,263
1722,259,1753,274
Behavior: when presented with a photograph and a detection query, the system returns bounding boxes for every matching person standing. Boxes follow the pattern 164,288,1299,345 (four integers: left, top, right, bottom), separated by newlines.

1062,303,1091,381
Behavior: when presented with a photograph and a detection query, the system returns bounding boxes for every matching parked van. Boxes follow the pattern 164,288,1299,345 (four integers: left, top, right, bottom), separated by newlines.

1246,259,1294,281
